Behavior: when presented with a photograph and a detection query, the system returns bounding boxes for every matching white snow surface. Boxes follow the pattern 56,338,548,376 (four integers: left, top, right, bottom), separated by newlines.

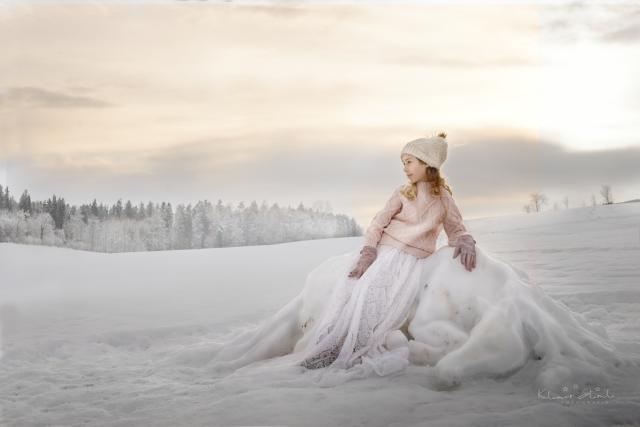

1,203,640,426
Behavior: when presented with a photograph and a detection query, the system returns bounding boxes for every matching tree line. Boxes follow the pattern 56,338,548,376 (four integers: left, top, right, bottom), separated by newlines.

523,184,616,213
0,184,363,253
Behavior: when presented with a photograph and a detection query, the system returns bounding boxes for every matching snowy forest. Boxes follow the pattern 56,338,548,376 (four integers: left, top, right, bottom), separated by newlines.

0,184,363,253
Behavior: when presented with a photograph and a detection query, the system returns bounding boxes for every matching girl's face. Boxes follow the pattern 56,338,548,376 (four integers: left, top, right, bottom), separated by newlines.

401,154,428,183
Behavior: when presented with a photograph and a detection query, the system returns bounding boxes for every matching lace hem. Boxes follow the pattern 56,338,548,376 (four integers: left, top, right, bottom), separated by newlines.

299,245,424,373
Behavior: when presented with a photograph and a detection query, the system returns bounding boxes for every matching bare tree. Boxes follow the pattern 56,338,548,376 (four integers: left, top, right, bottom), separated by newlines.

563,195,569,209
530,192,548,212
523,204,532,214
600,184,613,204
591,194,597,207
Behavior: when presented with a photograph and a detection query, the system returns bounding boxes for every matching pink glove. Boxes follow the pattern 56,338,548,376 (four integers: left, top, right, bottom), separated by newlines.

453,235,476,272
348,246,377,279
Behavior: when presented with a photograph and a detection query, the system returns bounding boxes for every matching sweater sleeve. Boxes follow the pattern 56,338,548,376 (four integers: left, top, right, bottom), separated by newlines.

441,190,473,247
363,186,403,248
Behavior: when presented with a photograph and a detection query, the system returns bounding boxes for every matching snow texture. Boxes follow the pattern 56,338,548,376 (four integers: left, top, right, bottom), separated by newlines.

1,202,640,426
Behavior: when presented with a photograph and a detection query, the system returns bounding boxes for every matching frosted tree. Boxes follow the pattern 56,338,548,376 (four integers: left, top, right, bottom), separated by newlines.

243,201,261,245
139,212,169,251
103,219,124,252
44,195,66,229
192,200,213,248
530,192,548,212
160,202,173,230
112,198,123,219
600,185,613,205
8,187,15,211
280,206,300,242
78,204,91,224
136,202,146,220
0,210,11,241
254,200,272,244
20,212,55,245
2,185,14,211
145,201,154,218
214,200,231,247
63,210,87,249
91,198,99,218
13,210,28,243
350,217,362,235
35,212,56,245
0,210,26,242
124,200,135,219
123,219,145,252
267,202,285,243
173,204,193,249
185,204,193,247
18,190,32,215
86,218,101,251
222,201,245,246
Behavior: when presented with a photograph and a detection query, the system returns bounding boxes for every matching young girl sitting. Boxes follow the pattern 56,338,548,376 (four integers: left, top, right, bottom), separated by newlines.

300,132,477,370
202,132,621,389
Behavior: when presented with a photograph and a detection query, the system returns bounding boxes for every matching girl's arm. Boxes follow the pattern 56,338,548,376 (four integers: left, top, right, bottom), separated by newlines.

442,190,474,247
362,186,403,249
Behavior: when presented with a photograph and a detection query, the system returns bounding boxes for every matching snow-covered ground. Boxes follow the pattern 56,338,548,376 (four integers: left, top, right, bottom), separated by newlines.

1,203,640,426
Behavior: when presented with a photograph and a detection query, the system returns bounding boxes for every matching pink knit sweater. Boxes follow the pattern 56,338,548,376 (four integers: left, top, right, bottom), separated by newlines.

363,181,473,259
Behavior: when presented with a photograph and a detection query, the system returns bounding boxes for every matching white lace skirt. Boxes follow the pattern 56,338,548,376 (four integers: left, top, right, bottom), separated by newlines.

294,244,429,384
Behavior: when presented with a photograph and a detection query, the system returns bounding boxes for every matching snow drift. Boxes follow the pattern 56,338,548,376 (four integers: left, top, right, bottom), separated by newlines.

200,243,622,390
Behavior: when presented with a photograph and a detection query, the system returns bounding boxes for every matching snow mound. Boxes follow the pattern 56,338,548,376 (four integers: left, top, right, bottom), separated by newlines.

195,244,623,389
408,246,621,390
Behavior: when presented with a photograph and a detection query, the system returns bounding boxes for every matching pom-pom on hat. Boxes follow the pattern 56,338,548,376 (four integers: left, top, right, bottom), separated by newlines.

400,133,448,169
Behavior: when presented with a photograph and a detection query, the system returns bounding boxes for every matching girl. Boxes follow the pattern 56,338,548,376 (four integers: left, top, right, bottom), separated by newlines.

299,132,478,371
203,132,620,389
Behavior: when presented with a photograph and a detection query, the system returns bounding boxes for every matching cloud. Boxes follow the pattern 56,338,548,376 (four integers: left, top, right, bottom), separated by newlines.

6,132,640,224
445,137,640,198
137,128,409,194
600,22,640,43
540,2,640,45
0,86,114,109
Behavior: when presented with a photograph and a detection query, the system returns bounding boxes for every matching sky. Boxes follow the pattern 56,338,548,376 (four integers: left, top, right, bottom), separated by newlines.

1,0,640,229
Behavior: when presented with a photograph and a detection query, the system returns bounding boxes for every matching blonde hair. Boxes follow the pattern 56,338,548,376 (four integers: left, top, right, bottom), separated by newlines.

400,132,452,200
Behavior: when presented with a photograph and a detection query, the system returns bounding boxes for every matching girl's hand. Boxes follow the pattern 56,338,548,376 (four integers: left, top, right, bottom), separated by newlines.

348,246,377,279
453,235,476,272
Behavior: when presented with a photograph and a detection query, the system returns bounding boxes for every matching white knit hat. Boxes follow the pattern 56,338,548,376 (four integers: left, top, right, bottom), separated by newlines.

400,136,448,169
